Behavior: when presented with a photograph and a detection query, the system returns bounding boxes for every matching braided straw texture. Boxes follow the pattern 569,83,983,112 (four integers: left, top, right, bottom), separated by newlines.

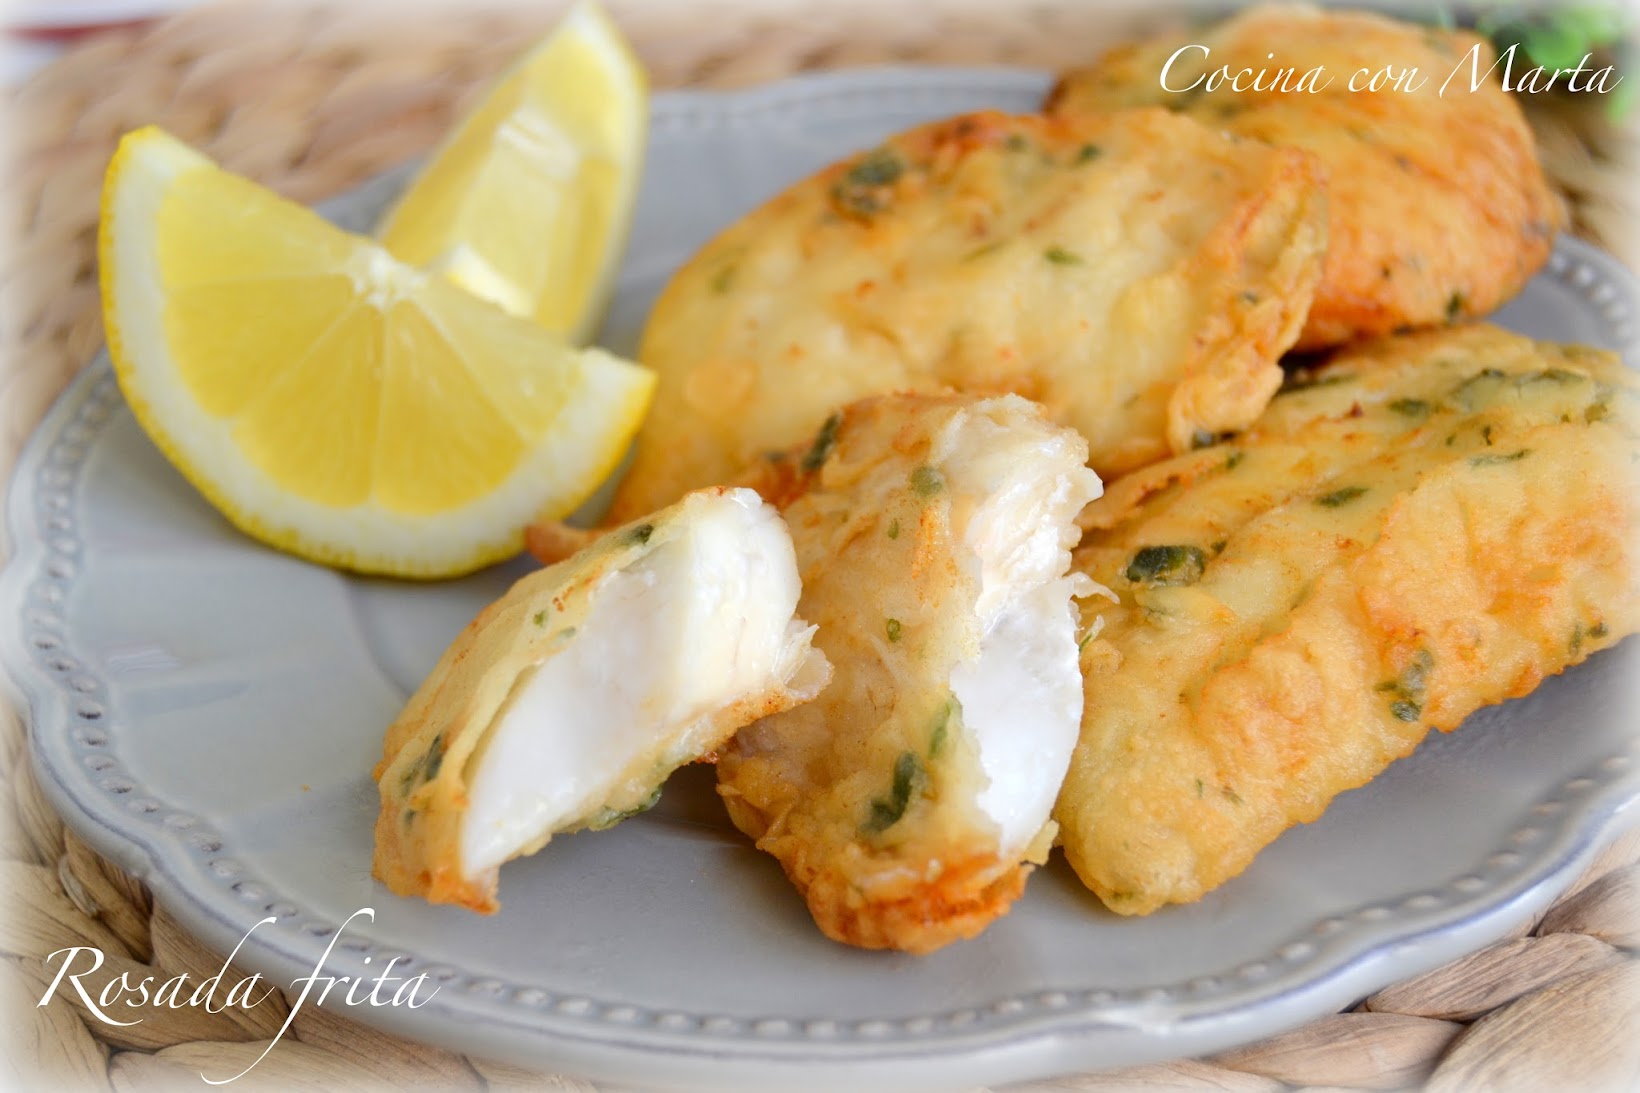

1,2,1637,1090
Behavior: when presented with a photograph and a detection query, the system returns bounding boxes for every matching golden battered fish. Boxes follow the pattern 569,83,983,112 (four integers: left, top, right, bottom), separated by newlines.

1047,5,1563,350
607,107,1325,522
1060,324,1640,915
717,393,1105,953
373,487,828,912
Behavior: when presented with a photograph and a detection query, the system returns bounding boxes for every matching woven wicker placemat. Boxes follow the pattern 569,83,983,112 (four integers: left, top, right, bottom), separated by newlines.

2,2,1637,1090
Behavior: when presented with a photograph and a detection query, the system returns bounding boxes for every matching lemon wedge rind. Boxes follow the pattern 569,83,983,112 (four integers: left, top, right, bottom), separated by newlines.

100,127,655,579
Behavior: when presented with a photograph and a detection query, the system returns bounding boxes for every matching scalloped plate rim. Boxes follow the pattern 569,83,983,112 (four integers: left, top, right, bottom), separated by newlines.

3,66,1639,1092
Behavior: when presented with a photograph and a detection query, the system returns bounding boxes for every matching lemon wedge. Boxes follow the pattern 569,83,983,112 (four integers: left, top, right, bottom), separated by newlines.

99,126,655,578
377,0,647,341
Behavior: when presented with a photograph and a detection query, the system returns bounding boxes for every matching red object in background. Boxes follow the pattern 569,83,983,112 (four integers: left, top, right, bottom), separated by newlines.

8,20,152,42
3,1,200,37
2,1,201,82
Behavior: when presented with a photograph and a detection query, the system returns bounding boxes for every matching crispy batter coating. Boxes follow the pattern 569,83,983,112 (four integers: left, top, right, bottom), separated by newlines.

607,107,1324,521
718,393,1100,953
1061,325,1640,914
373,488,824,912
1047,4,1564,349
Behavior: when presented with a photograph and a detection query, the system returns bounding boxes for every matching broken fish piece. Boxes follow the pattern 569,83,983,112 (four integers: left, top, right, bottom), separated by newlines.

373,486,829,912
718,393,1106,953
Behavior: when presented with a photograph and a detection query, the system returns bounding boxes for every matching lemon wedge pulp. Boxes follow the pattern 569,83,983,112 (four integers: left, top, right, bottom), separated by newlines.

377,0,647,341
99,127,655,578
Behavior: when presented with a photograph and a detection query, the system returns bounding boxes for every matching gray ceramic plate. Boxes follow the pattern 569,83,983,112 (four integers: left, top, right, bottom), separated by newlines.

3,68,1639,1093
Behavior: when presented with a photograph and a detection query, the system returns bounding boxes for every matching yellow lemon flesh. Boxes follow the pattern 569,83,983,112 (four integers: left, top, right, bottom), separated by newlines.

378,0,647,341
99,126,655,578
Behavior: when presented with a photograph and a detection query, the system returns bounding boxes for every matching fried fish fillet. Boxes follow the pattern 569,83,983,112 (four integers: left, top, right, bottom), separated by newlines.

1060,324,1640,915
1047,4,1563,350
718,393,1104,952
606,107,1325,522
373,487,827,912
